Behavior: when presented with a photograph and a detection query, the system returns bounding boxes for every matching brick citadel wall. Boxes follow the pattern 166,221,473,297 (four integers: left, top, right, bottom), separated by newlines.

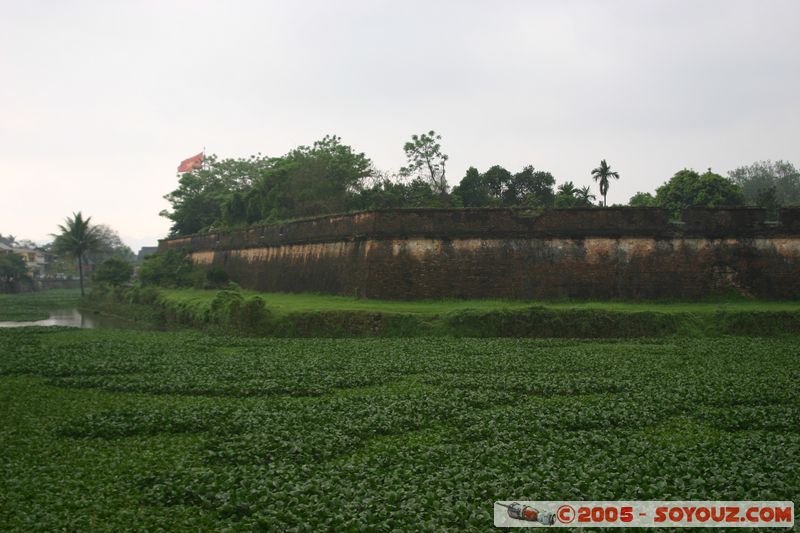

158,207,800,300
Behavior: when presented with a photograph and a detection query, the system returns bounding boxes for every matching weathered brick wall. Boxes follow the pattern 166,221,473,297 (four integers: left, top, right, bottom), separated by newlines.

159,208,800,300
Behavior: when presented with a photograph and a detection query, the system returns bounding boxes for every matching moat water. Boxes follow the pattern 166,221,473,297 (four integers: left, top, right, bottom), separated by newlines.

0,308,145,329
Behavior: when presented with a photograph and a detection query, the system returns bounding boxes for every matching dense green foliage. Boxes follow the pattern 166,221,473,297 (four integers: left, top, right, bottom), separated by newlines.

160,133,607,238
452,165,560,208
137,250,194,288
0,328,797,530
628,169,746,214
654,169,744,215
728,160,800,215
93,258,133,286
0,289,81,321
162,136,376,236
0,253,31,292
161,135,799,239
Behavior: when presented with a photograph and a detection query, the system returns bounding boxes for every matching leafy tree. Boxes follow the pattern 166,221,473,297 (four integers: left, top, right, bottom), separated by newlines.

452,167,490,207
93,258,133,286
0,253,31,291
453,164,556,208
91,224,135,263
162,136,375,236
482,165,513,205
138,249,194,287
51,212,100,296
400,130,449,196
728,160,800,215
355,178,443,208
403,178,445,207
506,166,555,207
654,169,744,215
161,154,273,236
268,134,374,218
628,191,657,207
221,191,249,227
591,159,620,207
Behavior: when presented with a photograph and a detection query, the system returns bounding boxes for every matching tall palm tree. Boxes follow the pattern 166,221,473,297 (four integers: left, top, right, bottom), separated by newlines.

51,212,100,296
591,159,620,207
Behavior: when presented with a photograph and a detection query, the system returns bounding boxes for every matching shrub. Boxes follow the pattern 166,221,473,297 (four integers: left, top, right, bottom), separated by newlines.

93,258,134,286
210,290,245,326
205,267,230,289
138,250,194,288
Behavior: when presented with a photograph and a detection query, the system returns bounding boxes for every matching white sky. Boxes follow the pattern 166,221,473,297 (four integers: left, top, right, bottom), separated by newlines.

2,0,798,251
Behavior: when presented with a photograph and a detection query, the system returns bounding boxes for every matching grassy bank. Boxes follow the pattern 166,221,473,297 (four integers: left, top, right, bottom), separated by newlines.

84,286,800,337
157,288,800,315
1,328,797,530
0,289,82,321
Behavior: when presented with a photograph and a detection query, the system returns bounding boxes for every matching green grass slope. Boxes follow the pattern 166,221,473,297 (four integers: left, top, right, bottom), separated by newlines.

84,286,800,337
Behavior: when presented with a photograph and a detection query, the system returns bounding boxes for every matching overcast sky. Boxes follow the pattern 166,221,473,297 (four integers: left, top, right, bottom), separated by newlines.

2,0,798,250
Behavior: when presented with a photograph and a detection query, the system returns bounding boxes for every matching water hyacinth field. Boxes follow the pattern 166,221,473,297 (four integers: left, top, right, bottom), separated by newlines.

0,328,798,531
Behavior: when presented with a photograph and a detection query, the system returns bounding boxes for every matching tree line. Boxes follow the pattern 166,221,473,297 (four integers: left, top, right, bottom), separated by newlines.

1,219,135,294
161,131,800,237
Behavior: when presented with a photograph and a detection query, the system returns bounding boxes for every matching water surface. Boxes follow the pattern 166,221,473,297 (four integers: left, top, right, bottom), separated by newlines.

0,308,146,329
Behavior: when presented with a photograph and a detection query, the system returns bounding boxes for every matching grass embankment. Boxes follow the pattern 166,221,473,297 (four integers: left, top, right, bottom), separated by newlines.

0,328,797,530
0,289,82,321
85,286,800,337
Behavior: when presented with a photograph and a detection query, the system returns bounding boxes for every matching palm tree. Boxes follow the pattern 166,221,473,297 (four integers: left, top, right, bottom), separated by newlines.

51,212,100,296
557,181,578,197
591,159,620,207
577,185,597,205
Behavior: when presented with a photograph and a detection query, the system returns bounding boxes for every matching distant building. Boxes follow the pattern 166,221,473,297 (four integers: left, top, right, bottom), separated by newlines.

0,242,13,255
137,246,158,261
15,248,47,278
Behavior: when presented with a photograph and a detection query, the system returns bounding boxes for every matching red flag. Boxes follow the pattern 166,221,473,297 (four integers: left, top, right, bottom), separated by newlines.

177,152,204,173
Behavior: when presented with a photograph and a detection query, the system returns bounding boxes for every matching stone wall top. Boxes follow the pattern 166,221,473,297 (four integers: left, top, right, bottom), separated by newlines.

158,207,800,252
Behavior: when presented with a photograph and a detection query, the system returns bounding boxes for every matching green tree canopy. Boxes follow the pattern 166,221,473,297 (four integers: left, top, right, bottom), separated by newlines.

506,166,556,207
451,167,489,207
628,191,657,207
93,258,133,286
654,169,744,215
453,165,556,208
138,249,194,288
728,160,800,214
162,136,375,236
0,253,31,291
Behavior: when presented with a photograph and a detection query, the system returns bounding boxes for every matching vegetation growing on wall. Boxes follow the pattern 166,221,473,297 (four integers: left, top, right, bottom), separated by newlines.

160,129,798,238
